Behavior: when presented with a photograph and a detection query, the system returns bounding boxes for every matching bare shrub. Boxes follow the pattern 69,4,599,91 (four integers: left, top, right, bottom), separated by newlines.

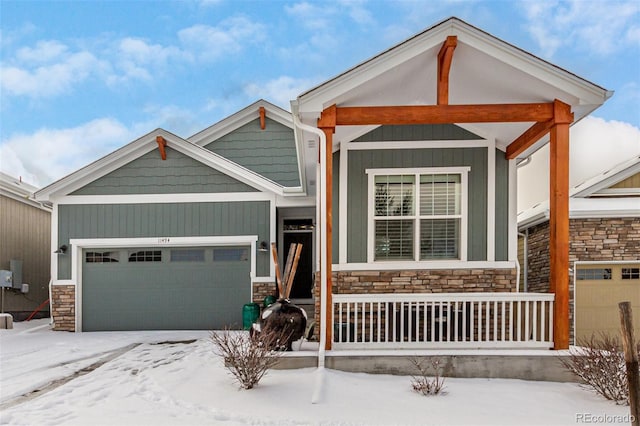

409,357,446,396
210,328,288,389
560,333,638,405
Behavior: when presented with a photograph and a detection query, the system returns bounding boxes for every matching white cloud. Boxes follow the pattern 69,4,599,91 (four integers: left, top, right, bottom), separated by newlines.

15,40,68,63
244,76,316,109
0,118,134,187
1,50,104,98
520,0,640,58
178,16,266,62
517,116,640,212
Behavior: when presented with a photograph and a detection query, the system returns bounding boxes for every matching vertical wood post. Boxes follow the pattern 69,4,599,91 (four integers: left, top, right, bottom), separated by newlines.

619,302,639,425
549,122,570,349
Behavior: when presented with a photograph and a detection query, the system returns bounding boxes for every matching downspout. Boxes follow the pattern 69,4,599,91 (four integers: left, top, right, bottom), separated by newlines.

292,111,328,369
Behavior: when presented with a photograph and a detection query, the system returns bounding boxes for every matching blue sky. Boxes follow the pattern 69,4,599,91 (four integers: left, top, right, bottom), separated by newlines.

1,0,639,188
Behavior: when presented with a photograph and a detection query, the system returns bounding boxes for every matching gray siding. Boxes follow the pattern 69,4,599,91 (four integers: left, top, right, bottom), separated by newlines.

57,201,270,279
0,195,51,314
345,148,488,262
353,124,483,142
205,118,301,187
333,151,339,263
494,150,509,261
73,147,257,195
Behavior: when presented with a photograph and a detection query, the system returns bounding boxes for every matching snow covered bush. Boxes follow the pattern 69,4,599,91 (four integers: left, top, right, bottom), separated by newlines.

560,333,638,405
210,329,287,389
409,357,446,396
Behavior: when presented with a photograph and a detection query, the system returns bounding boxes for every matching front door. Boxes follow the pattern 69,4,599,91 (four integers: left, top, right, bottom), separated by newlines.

283,229,313,299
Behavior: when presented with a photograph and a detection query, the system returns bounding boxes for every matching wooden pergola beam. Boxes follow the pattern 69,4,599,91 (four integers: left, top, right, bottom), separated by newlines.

506,99,573,160
331,103,554,126
437,36,457,105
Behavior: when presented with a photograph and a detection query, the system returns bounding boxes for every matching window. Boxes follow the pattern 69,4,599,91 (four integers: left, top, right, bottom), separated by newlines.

213,248,249,262
576,268,612,280
622,268,640,280
369,168,467,262
85,251,119,263
170,249,205,262
128,250,162,262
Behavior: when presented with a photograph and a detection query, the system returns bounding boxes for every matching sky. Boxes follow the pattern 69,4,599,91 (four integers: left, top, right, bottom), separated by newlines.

1,0,639,206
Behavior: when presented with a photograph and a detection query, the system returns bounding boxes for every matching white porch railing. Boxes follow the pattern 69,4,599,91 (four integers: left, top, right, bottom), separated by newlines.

332,293,554,349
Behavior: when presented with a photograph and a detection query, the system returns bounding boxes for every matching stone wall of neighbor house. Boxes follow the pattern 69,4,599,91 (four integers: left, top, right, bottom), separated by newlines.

312,268,517,339
252,281,278,305
51,285,75,331
524,217,640,342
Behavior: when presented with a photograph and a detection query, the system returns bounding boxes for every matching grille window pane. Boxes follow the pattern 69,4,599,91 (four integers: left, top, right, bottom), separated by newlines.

213,248,249,262
374,175,415,216
420,219,460,260
576,268,612,280
374,219,414,260
622,268,640,280
85,251,119,263
420,174,461,216
170,249,205,262
128,250,162,262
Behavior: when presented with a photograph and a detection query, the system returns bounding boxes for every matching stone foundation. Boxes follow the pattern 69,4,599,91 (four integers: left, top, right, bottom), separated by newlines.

51,285,75,331
252,281,278,304
313,268,517,339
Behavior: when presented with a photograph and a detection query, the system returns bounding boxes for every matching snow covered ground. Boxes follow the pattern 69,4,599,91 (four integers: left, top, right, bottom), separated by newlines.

0,319,631,426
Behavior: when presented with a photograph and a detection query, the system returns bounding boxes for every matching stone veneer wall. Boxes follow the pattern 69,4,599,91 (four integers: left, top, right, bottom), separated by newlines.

252,281,278,304
313,268,517,339
524,217,640,342
51,285,75,331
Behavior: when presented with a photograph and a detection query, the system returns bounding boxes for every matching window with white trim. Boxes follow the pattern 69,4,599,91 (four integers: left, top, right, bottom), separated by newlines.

369,168,467,262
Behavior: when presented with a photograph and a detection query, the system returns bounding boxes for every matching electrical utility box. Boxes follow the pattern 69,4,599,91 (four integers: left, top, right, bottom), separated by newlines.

10,260,22,289
0,271,12,288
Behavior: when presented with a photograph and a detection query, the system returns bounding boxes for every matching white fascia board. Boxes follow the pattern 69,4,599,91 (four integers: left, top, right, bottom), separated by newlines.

571,157,640,198
56,192,276,205
455,23,611,107
296,24,449,113
35,131,162,202
346,139,490,151
69,235,258,248
188,100,293,145
274,194,316,208
0,188,51,211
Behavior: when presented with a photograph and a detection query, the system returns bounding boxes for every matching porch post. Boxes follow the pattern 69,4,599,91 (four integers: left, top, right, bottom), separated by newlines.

319,105,336,350
549,121,570,350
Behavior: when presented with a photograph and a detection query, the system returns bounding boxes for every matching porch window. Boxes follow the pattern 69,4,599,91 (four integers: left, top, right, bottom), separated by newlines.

369,168,467,262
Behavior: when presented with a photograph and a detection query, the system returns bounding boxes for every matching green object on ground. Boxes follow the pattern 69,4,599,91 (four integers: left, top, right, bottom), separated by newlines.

263,295,277,307
242,303,260,330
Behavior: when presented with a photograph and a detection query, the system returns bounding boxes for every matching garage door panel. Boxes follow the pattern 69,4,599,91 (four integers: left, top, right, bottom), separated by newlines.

82,246,251,331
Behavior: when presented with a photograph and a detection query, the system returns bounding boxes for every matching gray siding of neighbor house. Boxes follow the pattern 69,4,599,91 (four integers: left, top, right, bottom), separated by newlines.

204,118,301,187
353,123,484,142
0,195,51,314
494,149,509,261
72,147,257,195
57,201,270,279
345,148,490,263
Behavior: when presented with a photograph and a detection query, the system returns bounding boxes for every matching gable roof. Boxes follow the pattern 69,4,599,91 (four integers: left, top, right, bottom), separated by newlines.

518,155,640,229
35,128,288,202
292,17,612,157
0,172,50,211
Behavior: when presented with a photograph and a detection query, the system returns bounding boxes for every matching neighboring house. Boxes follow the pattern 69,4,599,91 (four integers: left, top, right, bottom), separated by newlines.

37,18,611,353
0,172,51,320
518,156,640,342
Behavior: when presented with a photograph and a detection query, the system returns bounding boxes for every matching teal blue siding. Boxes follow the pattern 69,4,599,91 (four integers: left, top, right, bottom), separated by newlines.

58,201,270,279
494,150,509,261
333,151,339,264
353,124,483,142
205,118,300,187
72,147,257,195
345,148,488,263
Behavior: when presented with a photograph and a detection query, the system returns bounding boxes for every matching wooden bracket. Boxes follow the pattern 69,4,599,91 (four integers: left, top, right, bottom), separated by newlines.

156,136,167,160
437,36,457,105
259,106,266,130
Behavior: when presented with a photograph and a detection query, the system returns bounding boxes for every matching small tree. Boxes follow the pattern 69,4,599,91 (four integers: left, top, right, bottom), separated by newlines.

560,333,639,405
210,328,289,390
409,357,446,396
